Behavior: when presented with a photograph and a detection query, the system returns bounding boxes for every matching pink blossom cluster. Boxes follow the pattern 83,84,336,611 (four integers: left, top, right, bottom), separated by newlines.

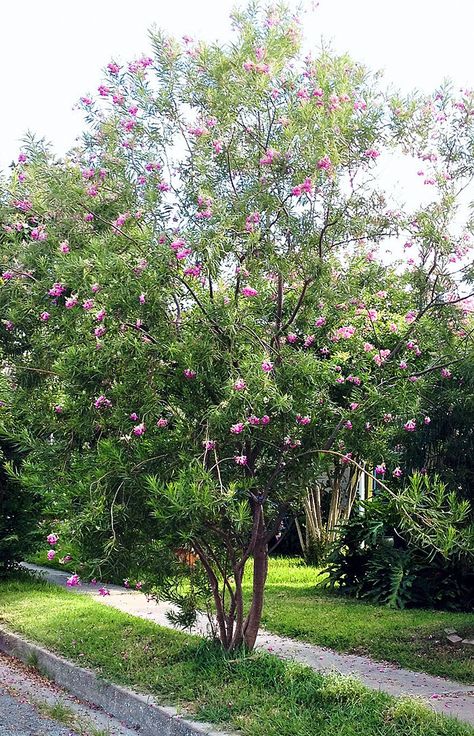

291,177,312,197
94,395,112,409
245,211,260,232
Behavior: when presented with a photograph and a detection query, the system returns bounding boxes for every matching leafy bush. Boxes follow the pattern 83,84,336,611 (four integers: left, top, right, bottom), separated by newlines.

322,474,474,610
0,436,41,575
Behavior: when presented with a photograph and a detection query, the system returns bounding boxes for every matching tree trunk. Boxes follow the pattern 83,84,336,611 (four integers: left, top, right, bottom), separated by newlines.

242,507,268,650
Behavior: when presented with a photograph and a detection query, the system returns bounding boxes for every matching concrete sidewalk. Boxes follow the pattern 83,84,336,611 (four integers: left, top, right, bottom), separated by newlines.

23,563,474,725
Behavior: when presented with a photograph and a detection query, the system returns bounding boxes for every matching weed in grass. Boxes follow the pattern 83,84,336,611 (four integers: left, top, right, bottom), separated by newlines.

37,699,76,726
26,651,38,669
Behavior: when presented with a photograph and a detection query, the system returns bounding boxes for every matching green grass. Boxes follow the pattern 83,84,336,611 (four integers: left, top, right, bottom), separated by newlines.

27,551,474,683
0,577,473,736
242,557,474,684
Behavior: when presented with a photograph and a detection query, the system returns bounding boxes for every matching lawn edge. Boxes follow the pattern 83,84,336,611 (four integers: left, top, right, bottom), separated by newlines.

0,625,235,736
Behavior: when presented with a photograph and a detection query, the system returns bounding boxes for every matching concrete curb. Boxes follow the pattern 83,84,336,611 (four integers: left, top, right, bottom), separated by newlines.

0,627,233,736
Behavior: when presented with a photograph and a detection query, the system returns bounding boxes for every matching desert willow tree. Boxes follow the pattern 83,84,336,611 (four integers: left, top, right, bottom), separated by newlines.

1,4,473,650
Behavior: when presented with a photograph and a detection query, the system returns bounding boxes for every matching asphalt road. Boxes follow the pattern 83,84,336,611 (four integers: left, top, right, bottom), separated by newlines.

0,651,138,736
0,686,75,736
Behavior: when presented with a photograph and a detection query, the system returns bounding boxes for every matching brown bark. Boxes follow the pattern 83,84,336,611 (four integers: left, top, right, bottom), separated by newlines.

242,509,268,650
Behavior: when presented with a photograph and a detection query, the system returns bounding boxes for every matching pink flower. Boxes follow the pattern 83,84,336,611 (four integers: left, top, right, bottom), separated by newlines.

373,349,391,366
399,360,408,369
335,325,356,340
234,455,248,465
350,402,359,411
203,439,216,450
364,148,380,159
389,322,398,333
233,378,246,391
86,186,98,197
392,467,403,478
82,299,94,310
65,296,78,309
53,405,63,414
184,368,196,379
183,264,202,278
286,333,298,344
248,415,260,426
84,213,94,222
113,212,129,229
341,452,353,464
2,271,13,280
296,414,311,425
123,579,130,588
18,152,27,163
283,436,301,449
133,423,146,436
376,291,387,298
66,574,81,587
95,308,106,322
13,199,32,212
135,581,143,590
98,85,110,97
156,418,168,428
346,375,361,385
245,212,260,232
59,241,70,253
47,550,56,561
367,309,378,322
260,415,270,425
261,360,273,372
259,148,279,165
212,139,223,154
47,533,59,545
405,310,417,324
91,283,101,293
363,342,375,352
441,368,452,378
241,286,258,297
315,316,326,327
98,587,110,596
231,422,244,434
107,62,121,74
40,311,50,321
31,227,47,241
375,463,386,475
291,177,312,197
424,416,431,424
403,419,416,432
94,326,106,338
344,420,353,430
317,155,332,171
139,293,146,304
94,395,112,409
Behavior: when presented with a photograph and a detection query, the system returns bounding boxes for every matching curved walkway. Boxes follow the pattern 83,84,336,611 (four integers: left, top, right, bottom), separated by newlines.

23,563,474,725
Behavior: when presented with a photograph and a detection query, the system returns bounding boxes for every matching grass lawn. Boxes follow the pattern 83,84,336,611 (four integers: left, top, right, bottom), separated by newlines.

242,558,474,684
0,575,473,736
30,551,474,683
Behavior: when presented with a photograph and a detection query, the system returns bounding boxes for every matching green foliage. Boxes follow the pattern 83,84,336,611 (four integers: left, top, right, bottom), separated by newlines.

1,2,473,644
0,436,41,574
323,475,474,610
